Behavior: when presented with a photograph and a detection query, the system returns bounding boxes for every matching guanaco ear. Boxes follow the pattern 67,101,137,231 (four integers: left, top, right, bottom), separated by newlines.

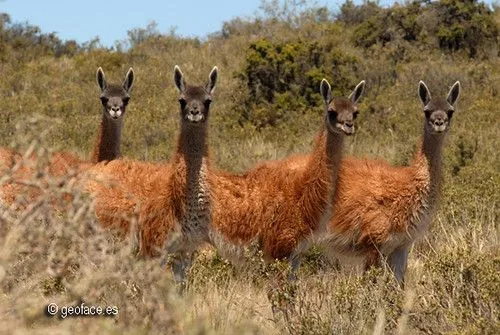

320,79,332,104
206,66,218,95
96,67,107,92
418,80,431,106
122,67,134,93
174,65,185,92
348,80,365,104
447,81,460,106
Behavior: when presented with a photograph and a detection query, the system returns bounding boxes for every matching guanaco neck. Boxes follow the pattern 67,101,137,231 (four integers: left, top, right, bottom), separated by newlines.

171,122,210,204
420,126,446,208
298,127,344,230
91,115,123,163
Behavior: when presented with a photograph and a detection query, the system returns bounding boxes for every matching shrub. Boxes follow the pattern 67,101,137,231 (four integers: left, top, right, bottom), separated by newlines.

433,0,499,57
237,37,361,129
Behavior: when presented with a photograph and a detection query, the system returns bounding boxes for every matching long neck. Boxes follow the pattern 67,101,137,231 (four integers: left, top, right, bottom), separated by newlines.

420,126,446,206
175,123,209,167
91,115,123,163
298,128,344,229
171,123,210,200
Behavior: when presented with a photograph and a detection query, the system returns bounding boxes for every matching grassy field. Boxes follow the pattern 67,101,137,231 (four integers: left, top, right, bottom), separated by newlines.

0,1,498,334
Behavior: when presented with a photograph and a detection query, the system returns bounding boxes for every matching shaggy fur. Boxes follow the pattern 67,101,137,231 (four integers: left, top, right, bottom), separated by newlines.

85,159,168,237
287,81,460,283
209,80,365,271
209,132,340,262
0,67,134,206
324,151,431,261
84,66,218,284
0,147,87,208
138,66,218,261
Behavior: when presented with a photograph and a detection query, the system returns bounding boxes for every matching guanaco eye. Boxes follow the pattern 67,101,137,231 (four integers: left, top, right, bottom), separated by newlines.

327,111,338,124
353,111,359,119
179,98,187,108
100,96,109,105
424,109,432,118
204,98,212,107
447,109,454,117
122,96,130,105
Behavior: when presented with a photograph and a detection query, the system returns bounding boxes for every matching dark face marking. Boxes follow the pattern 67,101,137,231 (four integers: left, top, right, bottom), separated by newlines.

178,86,212,124
174,65,217,126
423,98,454,134
100,85,130,120
326,97,358,136
96,67,133,121
419,81,460,135
321,79,364,136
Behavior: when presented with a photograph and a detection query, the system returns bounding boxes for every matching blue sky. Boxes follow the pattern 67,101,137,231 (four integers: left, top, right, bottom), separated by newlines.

0,0,497,47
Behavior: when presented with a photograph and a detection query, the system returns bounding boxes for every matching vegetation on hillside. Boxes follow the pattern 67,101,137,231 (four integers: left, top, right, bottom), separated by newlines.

0,0,498,333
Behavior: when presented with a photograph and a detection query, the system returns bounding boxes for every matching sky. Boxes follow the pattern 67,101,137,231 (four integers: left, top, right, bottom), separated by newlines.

0,0,497,47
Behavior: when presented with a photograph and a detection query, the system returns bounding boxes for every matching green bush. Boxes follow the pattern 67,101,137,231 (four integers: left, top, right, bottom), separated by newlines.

347,0,499,58
237,37,361,129
434,0,499,57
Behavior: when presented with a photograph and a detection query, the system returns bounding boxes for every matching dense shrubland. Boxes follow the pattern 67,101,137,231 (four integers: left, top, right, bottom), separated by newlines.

0,1,498,333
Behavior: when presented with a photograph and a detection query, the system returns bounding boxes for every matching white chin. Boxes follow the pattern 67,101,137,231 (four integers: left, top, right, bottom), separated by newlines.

435,126,446,133
333,123,343,133
187,115,203,122
342,126,354,135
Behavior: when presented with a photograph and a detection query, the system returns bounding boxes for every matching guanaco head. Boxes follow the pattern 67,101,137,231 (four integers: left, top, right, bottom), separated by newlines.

96,67,134,121
320,79,365,135
419,81,460,134
174,65,218,126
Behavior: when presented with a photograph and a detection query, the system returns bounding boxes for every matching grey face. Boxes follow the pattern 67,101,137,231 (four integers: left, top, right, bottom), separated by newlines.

326,98,358,135
320,79,365,136
173,65,218,126
423,100,454,134
96,67,134,121
419,81,460,135
178,86,212,124
100,86,130,120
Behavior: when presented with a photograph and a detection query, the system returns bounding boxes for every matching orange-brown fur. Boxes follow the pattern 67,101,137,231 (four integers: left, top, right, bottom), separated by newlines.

323,82,460,284
0,147,86,206
261,144,432,271
210,131,340,262
84,66,218,269
208,80,365,267
85,159,171,246
325,149,431,256
0,67,134,207
283,81,460,283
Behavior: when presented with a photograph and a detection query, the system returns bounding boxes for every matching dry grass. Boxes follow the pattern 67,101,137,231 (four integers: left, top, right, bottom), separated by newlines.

0,2,498,333
0,117,497,334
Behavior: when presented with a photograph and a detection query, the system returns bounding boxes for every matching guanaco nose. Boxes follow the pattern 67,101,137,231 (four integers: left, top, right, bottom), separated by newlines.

111,106,120,112
434,119,444,126
344,121,354,128
191,108,200,115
